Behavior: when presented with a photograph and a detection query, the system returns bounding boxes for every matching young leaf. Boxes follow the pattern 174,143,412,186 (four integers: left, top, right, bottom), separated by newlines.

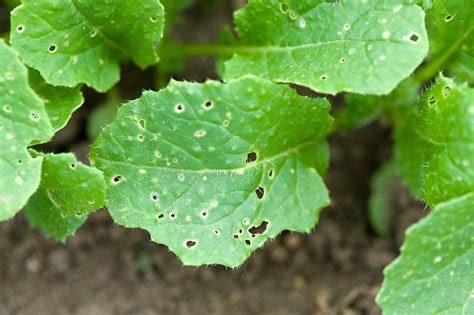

396,76,474,206
10,0,165,92
378,76,474,313
29,69,84,133
24,152,105,242
90,76,333,267
224,0,428,95
368,159,397,236
377,193,474,314
416,0,474,82
0,40,52,221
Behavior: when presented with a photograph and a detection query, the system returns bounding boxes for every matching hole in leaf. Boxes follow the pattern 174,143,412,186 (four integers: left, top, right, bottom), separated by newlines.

255,186,265,199
150,192,159,201
428,96,436,105
138,119,146,129
138,134,144,141
16,25,24,33
409,33,419,42
186,240,196,248
279,3,289,13
170,212,176,219
30,111,39,120
249,220,268,235
204,101,213,109
444,86,451,96
69,163,76,169
320,75,327,80
201,210,208,218
245,240,251,246
214,229,220,235
150,16,158,23
112,175,123,184
48,45,57,53
268,169,274,178
233,234,239,239
175,104,184,113
246,152,257,163
445,15,453,22
157,213,164,219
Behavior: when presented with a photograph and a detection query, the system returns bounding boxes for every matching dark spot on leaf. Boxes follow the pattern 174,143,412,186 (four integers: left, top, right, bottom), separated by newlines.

246,152,257,163
245,240,251,246
17,160,22,164
409,34,419,42
186,240,196,248
255,186,265,199
214,229,220,235
233,234,239,239
320,75,327,80
444,86,451,96
428,96,436,105
249,220,268,235
280,2,289,13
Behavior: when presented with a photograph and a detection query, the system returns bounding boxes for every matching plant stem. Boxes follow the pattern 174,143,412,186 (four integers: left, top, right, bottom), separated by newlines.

180,43,276,57
414,26,473,83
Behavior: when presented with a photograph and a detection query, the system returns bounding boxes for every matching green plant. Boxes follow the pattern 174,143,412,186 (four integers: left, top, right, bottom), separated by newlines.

1,0,472,312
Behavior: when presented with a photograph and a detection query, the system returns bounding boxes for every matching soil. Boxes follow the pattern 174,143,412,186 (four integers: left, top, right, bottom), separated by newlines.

0,2,427,314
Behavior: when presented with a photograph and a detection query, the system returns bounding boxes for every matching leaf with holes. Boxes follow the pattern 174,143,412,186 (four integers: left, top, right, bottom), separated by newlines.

29,69,84,133
417,0,474,83
223,0,428,95
10,0,165,92
395,76,474,206
378,76,474,313
24,152,105,241
377,193,474,314
90,76,333,267
0,40,52,221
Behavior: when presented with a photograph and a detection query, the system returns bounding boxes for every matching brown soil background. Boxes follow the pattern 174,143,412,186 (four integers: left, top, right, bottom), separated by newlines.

0,2,427,314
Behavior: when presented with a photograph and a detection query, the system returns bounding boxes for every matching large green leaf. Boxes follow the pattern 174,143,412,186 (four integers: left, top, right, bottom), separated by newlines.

378,76,474,313
224,0,428,95
10,0,165,92
377,193,474,314
91,76,333,267
0,40,52,221
29,69,84,132
24,152,105,241
417,0,474,83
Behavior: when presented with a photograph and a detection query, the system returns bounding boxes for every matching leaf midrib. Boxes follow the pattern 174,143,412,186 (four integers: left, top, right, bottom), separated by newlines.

95,139,318,173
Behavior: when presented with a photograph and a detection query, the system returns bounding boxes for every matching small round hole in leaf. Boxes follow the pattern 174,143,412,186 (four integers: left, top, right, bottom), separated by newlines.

246,152,257,163
186,240,197,248
255,186,265,199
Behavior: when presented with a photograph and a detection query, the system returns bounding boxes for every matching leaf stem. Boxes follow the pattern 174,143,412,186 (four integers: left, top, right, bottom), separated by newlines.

414,26,473,83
